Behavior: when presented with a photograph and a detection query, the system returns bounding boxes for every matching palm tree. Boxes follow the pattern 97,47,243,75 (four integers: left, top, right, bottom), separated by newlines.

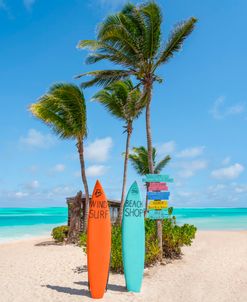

129,146,171,176
76,1,197,257
93,79,144,224
29,83,90,232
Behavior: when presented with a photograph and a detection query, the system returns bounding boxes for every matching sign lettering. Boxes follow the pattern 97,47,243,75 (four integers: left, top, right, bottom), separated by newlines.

143,174,174,183
147,191,170,200
124,199,144,217
89,199,109,219
148,182,168,191
147,210,168,220
147,200,168,210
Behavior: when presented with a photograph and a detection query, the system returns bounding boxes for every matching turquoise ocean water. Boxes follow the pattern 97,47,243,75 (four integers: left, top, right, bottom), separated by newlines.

0,207,246,243
0,208,67,243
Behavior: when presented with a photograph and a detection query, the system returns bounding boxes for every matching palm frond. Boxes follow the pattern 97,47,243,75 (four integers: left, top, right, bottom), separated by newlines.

154,17,197,68
129,145,171,176
29,83,87,140
76,69,133,88
154,155,171,174
129,146,150,175
92,79,144,123
77,39,101,50
140,1,162,59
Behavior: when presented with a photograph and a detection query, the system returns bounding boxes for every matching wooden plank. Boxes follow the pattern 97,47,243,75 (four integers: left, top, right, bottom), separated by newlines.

147,200,168,210
148,182,168,191
142,174,174,183
147,191,170,200
146,209,168,220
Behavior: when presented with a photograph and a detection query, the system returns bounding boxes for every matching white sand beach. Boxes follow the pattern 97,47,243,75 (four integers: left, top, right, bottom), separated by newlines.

0,231,246,302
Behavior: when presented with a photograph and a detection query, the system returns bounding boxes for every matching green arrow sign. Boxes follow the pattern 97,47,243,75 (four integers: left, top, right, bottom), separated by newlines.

142,174,174,183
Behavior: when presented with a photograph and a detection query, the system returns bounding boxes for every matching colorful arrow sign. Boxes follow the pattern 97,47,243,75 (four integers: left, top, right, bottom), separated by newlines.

147,191,170,200
146,209,168,220
148,182,168,191
148,200,168,210
143,174,174,183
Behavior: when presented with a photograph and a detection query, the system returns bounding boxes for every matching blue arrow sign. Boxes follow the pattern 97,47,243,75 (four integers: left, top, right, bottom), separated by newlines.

147,191,170,200
146,210,168,220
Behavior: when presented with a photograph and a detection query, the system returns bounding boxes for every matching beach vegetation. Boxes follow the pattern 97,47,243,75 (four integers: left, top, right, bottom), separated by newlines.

29,84,90,232
129,146,171,175
52,225,69,243
79,207,197,272
77,0,197,256
93,79,145,225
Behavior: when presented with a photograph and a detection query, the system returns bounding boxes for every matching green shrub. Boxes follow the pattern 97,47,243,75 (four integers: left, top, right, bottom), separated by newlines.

162,208,197,258
79,207,197,272
52,225,69,242
145,219,160,266
111,225,123,272
79,232,87,253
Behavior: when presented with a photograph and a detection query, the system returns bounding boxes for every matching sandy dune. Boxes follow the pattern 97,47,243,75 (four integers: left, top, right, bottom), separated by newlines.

0,231,246,302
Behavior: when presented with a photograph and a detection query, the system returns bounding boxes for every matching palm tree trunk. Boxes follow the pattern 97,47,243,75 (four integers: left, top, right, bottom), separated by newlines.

77,139,90,232
116,122,132,225
145,84,163,261
145,98,154,174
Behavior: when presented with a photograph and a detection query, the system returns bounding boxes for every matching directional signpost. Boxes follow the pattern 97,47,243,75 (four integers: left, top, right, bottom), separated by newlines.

143,174,173,220
147,209,168,220
147,200,168,210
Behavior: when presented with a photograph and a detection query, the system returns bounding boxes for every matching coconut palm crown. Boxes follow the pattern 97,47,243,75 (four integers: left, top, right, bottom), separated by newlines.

93,79,144,127
77,1,197,174
30,83,87,139
129,146,171,176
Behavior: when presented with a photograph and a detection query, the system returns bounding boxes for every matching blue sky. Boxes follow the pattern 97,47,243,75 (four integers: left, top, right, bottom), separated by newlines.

0,0,247,207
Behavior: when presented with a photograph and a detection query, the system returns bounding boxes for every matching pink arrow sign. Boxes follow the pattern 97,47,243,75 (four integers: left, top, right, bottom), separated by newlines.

148,182,168,191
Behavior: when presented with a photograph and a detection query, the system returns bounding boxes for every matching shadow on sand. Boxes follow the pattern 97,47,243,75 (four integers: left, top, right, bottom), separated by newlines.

74,281,127,292
35,241,63,247
43,285,91,297
44,281,126,297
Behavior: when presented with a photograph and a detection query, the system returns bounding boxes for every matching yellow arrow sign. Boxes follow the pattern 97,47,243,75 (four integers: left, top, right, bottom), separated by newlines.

148,200,168,210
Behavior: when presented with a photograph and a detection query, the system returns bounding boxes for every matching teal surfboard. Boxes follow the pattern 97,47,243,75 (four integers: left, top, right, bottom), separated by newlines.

122,181,145,292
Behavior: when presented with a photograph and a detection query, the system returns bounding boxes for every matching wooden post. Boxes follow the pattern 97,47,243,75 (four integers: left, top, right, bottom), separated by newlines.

67,191,82,244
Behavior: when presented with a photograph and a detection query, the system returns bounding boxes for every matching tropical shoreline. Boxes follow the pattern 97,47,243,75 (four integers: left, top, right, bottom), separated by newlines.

1,207,246,244
0,231,246,302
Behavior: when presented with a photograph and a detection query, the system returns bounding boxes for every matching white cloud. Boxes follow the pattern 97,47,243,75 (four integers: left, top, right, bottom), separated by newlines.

15,191,29,198
208,184,226,193
222,156,231,165
157,141,176,155
210,96,245,119
51,186,74,195
86,165,108,177
25,180,39,190
20,129,56,149
211,163,244,180
177,160,208,178
233,184,247,193
85,137,113,162
51,164,65,173
177,191,198,197
176,146,205,158
23,0,36,10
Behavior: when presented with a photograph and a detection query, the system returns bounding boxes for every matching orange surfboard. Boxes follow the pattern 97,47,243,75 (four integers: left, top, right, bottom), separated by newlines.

87,180,111,299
